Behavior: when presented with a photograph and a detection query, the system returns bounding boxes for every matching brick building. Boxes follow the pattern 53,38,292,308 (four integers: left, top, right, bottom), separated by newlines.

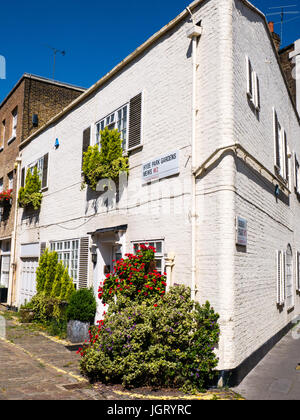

11,0,300,385
0,74,85,301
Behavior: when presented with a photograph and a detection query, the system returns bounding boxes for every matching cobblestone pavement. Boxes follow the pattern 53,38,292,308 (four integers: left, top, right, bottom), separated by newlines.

0,306,242,401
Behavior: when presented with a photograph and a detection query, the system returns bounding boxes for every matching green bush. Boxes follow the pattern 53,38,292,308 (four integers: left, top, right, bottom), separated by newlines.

66,288,96,323
79,285,220,392
82,128,129,191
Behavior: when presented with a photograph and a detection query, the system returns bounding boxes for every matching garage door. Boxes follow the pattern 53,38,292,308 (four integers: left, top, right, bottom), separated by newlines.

19,258,38,306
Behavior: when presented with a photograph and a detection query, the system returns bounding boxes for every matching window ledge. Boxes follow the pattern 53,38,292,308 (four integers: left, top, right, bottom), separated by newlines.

7,135,16,145
127,144,143,154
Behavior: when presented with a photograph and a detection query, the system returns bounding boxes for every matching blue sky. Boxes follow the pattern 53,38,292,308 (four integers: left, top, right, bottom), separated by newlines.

0,0,300,101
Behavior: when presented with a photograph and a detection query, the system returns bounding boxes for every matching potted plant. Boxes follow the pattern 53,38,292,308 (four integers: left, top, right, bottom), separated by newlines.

18,167,43,211
0,285,8,303
0,189,13,207
66,288,96,343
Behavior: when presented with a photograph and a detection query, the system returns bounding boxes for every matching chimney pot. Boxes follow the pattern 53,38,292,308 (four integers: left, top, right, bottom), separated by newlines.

268,21,274,33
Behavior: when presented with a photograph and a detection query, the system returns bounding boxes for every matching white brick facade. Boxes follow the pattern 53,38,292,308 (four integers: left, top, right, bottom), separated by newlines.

12,0,300,377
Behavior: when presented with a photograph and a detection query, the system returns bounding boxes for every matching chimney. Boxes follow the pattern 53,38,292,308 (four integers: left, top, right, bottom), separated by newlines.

268,21,281,51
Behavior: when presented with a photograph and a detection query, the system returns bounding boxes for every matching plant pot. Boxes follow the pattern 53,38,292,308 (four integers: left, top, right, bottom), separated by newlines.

67,320,90,343
0,288,8,303
19,308,35,323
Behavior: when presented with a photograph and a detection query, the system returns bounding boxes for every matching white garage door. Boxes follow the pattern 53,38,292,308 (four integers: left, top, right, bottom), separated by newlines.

19,258,38,306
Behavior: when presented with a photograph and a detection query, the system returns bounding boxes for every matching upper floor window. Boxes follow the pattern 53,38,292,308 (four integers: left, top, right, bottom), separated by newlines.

8,171,13,190
10,107,18,141
93,92,143,154
0,178,3,193
95,104,128,151
273,108,289,182
0,120,5,150
246,56,260,111
27,153,49,189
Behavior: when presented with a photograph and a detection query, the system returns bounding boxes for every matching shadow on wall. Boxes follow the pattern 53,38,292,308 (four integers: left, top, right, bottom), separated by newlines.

196,148,289,207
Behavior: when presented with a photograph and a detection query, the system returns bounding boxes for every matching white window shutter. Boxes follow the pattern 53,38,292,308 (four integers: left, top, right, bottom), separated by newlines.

254,72,260,110
297,252,300,291
277,250,282,304
246,56,253,99
282,251,286,303
273,108,280,170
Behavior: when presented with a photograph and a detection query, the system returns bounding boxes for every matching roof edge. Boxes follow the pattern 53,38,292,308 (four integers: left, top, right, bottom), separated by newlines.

0,73,86,110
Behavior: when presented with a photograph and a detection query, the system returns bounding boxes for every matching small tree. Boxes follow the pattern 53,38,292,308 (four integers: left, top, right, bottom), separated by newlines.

59,268,74,301
18,167,43,210
36,249,49,293
51,261,65,298
43,251,58,296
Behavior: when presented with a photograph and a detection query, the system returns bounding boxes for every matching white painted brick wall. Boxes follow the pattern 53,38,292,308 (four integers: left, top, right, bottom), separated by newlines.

15,0,300,373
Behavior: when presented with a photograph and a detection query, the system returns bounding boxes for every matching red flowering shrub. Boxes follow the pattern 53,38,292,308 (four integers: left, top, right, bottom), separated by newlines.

0,189,12,205
98,245,167,304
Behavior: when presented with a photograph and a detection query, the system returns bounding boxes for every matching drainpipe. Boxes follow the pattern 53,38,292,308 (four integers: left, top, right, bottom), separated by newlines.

186,9,202,302
289,39,300,117
7,156,21,307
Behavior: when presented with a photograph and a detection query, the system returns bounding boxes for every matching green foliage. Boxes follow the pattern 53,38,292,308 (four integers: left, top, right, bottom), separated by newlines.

35,249,75,302
43,251,58,296
59,268,75,301
36,249,49,293
79,285,220,392
82,128,129,191
66,288,97,323
98,245,167,304
18,167,43,210
51,261,65,298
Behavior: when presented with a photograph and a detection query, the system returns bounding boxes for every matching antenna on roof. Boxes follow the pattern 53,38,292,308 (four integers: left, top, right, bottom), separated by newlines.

45,46,66,80
266,5,300,45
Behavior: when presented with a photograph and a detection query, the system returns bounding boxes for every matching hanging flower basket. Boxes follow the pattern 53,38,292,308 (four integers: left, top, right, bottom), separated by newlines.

0,189,13,207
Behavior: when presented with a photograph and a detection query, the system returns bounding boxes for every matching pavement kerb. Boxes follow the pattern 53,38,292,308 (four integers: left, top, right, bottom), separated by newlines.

0,308,244,400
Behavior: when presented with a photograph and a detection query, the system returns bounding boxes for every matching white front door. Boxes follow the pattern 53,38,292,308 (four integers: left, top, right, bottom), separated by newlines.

0,255,10,288
19,258,38,306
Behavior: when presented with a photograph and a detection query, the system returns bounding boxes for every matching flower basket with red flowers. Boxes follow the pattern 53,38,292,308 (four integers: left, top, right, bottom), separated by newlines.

0,189,13,207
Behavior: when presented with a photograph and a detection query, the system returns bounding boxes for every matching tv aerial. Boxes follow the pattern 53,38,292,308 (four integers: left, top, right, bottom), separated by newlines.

45,45,66,80
266,5,300,45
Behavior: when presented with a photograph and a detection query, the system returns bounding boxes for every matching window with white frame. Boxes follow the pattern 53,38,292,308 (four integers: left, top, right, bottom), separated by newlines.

28,153,48,189
246,55,260,111
0,120,5,149
294,152,300,195
8,171,13,190
132,240,165,274
11,107,18,140
95,104,128,151
296,251,300,292
50,239,80,288
273,109,289,181
276,245,294,308
285,244,294,309
0,178,3,193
